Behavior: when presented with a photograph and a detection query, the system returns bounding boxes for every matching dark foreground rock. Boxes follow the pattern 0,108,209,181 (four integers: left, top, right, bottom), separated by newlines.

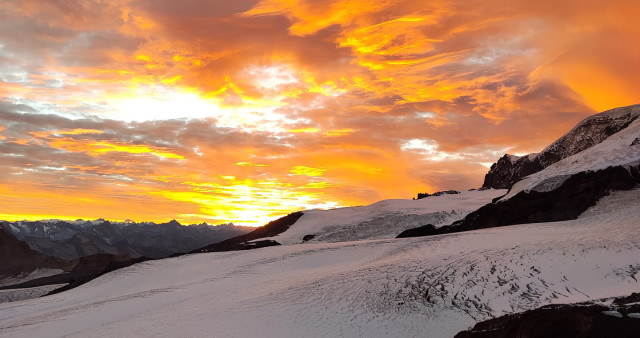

455,293,640,338
396,224,436,238
398,164,640,238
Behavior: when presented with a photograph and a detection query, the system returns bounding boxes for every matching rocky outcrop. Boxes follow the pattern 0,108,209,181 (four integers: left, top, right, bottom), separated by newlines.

415,190,460,200
483,104,640,189
482,154,542,189
399,164,640,238
396,224,437,238
455,293,640,338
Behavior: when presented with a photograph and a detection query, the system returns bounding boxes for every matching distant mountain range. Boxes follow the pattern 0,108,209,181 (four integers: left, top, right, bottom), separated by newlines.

1,219,253,260
0,219,252,293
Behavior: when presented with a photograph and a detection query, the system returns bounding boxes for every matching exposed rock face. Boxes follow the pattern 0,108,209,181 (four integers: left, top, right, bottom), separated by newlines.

482,154,542,189
455,293,640,338
483,104,640,189
399,164,640,238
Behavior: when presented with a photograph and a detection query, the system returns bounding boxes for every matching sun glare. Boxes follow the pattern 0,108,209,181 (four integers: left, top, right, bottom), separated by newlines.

110,87,224,121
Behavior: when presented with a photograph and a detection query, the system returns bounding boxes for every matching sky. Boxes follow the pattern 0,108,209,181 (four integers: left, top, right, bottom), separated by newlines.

1,0,639,226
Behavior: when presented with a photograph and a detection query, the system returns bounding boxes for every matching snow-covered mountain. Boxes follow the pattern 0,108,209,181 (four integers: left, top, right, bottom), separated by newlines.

1,188,638,337
268,188,505,245
399,104,640,237
483,104,640,189
503,109,640,199
1,219,253,260
1,105,639,337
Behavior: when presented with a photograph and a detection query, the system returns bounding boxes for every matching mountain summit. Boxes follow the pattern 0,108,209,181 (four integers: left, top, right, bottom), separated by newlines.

483,104,640,189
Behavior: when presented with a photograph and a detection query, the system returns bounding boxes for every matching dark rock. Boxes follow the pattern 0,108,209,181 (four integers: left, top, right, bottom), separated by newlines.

455,294,640,338
483,154,543,189
416,190,460,200
302,234,316,242
398,164,640,238
483,104,640,189
397,224,436,238
631,137,640,146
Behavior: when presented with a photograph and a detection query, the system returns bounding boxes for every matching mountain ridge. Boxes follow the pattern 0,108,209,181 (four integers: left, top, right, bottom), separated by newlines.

1,219,253,260
400,104,640,238
483,104,640,189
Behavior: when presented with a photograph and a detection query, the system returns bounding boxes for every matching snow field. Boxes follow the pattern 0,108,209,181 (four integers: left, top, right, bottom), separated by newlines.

270,189,506,245
1,189,639,337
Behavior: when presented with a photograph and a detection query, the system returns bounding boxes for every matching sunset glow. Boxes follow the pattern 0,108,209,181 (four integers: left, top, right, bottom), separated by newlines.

1,0,639,225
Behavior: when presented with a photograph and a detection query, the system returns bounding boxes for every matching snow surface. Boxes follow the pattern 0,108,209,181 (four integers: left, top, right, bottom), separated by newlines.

0,285,66,304
0,269,65,288
1,188,638,338
503,116,640,199
269,189,505,245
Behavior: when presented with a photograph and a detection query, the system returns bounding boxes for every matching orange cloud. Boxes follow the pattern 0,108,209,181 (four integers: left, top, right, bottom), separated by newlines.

290,166,326,177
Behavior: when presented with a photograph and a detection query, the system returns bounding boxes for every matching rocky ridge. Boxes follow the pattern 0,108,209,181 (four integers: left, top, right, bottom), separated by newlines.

400,104,640,238
483,104,640,189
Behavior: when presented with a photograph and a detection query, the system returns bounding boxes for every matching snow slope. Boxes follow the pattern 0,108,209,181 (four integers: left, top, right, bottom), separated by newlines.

1,188,638,338
0,284,66,304
503,114,640,199
0,268,64,288
270,189,505,245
